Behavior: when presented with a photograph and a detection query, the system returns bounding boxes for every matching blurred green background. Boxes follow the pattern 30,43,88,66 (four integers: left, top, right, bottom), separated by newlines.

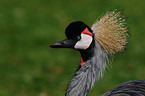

0,0,145,96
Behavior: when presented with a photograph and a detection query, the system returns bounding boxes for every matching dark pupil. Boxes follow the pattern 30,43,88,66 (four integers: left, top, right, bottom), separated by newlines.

76,36,81,41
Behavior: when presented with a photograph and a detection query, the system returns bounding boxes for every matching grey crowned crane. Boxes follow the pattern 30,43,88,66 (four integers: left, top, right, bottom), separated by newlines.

50,10,145,96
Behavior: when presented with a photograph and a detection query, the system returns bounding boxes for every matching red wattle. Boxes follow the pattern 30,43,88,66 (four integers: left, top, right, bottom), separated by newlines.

81,57,84,67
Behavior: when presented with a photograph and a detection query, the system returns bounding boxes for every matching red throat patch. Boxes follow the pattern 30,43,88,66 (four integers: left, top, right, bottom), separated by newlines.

82,28,93,37
81,57,84,67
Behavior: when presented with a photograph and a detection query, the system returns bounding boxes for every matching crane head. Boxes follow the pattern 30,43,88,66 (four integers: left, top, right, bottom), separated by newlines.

50,21,94,50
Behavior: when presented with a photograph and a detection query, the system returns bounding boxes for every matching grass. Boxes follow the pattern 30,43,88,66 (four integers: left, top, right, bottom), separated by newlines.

0,0,145,96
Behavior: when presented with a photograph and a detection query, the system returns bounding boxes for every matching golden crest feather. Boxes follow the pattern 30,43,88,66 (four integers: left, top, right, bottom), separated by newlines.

91,10,129,54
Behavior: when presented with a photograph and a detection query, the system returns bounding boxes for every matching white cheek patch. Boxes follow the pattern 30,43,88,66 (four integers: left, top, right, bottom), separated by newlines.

74,34,93,50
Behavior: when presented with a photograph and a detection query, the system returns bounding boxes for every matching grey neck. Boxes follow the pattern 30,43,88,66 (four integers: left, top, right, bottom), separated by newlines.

65,41,108,96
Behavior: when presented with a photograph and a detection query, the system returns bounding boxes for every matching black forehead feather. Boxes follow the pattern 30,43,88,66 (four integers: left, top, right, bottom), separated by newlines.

65,21,92,39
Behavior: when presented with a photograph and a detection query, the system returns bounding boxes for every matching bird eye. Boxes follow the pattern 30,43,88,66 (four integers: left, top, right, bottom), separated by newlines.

76,36,81,41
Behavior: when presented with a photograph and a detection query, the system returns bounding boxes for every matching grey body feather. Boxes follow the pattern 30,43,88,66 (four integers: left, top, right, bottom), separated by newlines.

65,41,108,96
103,80,145,96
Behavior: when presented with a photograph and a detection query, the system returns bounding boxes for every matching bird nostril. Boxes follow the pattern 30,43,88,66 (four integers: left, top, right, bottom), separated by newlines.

60,40,66,45
61,42,64,44
61,40,68,45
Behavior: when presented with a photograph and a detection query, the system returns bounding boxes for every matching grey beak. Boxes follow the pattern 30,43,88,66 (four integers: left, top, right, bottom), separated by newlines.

50,39,76,48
